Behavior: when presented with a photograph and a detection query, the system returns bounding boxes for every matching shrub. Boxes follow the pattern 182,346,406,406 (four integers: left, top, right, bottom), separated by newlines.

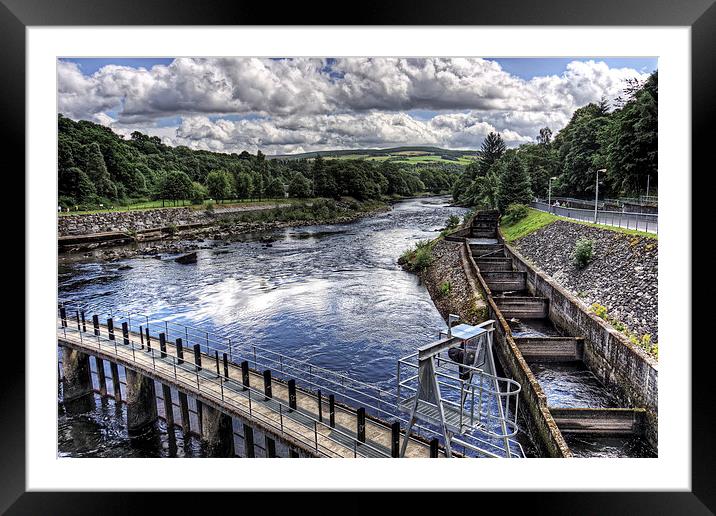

166,223,178,236
438,281,452,297
501,203,529,226
445,215,461,230
204,199,215,214
399,239,434,272
572,237,594,268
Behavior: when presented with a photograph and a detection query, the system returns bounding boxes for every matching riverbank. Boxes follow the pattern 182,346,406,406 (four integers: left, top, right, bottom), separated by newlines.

59,198,390,261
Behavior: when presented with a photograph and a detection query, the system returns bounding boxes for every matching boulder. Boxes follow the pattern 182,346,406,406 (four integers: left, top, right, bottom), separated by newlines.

174,251,198,264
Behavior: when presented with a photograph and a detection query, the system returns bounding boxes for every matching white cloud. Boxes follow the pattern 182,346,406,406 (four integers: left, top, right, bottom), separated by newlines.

58,57,650,154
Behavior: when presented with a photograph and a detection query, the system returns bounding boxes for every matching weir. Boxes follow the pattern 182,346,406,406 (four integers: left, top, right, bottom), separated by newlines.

456,210,655,456
57,301,525,458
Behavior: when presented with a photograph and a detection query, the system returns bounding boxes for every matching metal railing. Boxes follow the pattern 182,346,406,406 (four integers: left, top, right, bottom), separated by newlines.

531,201,658,234
57,300,525,458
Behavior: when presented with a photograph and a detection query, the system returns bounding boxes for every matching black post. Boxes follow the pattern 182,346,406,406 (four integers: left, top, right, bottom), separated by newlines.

59,306,67,327
139,325,144,348
317,389,323,422
107,318,114,340
75,310,81,331
263,370,272,400
243,424,255,458
357,407,366,443
223,353,229,379
265,436,276,458
176,338,183,364
329,394,335,428
145,327,151,350
429,438,439,458
288,379,297,412
159,332,167,358
241,361,249,391
193,344,201,369
122,322,129,346
391,422,400,458
81,310,86,332
92,315,99,336
215,351,220,377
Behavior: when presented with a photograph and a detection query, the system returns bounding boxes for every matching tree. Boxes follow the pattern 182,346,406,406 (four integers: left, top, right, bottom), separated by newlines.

266,177,286,198
159,171,193,205
205,169,234,202
190,181,208,204
478,132,506,177
235,172,254,200
288,173,312,198
537,127,552,145
495,151,533,212
84,142,117,198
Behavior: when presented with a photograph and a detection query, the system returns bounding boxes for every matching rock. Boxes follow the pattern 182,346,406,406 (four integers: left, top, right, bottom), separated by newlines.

174,251,197,264
118,265,133,270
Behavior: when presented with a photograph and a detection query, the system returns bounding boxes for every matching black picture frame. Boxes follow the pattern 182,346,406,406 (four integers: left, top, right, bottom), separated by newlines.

5,0,713,513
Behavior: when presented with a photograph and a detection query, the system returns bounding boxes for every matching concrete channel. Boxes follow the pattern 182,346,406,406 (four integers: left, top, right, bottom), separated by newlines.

448,210,656,457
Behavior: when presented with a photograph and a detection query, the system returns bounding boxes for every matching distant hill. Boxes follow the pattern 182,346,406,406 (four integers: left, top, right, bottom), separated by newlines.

271,146,480,165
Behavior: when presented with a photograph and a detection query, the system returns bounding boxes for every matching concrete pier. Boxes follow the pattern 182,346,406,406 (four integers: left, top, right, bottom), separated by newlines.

125,368,157,433
201,404,235,457
61,347,92,401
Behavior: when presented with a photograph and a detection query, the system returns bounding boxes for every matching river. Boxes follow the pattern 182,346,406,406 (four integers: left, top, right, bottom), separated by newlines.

58,196,470,457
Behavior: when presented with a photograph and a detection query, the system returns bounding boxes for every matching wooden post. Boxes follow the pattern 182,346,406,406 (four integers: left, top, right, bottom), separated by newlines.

145,327,151,349
59,306,67,327
265,436,276,458
193,344,202,369
429,438,439,458
122,322,129,346
81,310,86,332
215,351,220,376
92,315,100,336
391,422,400,458
243,424,255,458
223,353,229,379
288,379,297,412
110,362,122,401
162,384,175,429
75,310,81,331
95,356,107,397
263,370,272,400
159,332,167,358
357,407,366,443
139,325,144,347
241,361,249,391
175,338,184,364
178,391,191,434
329,394,335,428
107,318,114,340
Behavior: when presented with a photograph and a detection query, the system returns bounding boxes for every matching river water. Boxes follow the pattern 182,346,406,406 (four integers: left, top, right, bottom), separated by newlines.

58,197,472,457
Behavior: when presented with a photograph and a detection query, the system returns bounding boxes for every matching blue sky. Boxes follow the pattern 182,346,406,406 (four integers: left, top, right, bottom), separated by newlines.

58,57,657,154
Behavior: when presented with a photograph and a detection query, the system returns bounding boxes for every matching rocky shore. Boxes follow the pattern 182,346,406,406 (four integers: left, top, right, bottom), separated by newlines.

512,220,658,343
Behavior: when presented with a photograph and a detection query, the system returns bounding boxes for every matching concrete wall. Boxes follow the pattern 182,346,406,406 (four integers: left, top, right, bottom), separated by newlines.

503,240,658,450
460,244,571,458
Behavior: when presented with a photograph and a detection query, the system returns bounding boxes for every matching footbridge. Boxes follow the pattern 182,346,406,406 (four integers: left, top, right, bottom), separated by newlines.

57,301,525,458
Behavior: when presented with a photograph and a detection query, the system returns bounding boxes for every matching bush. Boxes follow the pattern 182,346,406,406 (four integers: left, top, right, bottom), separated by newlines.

399,239,434,272
438,281,452,297
204,200,215,214
501,203,529,226
571,237,594,268
445,215,461,230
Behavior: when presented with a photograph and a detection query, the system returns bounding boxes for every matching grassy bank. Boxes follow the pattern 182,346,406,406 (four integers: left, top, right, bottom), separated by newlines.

59,198,302,216
500,208,657,243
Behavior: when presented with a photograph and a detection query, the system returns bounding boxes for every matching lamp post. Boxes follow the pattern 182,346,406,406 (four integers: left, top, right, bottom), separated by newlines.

548,176,558,213
595,169,606,223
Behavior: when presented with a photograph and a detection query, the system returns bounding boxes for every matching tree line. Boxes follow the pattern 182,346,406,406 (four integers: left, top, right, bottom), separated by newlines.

58,114,457,209
453,71,658,211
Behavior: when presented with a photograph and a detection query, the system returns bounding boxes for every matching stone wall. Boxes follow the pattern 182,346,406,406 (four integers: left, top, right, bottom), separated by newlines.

504,241,658,450
512,220,658,344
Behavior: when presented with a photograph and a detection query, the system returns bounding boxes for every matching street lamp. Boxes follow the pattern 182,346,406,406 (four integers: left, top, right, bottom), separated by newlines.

595,169,606,223
548,176,558,213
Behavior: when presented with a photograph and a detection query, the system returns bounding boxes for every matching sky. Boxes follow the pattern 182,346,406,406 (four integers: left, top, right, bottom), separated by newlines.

58,57,657,155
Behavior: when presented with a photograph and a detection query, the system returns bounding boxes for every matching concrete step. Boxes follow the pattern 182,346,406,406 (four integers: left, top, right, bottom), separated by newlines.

470,244,505,258
482,271,527,292
513,336,584,361
475,258,513,272
549,407,645,436
494,297,549,319
471,230,497,238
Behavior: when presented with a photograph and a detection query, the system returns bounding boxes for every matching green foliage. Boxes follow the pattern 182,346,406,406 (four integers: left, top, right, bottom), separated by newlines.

205,170,234,201
495,151,533,212
190,181,208,204
500,208,559,243
446,215,461,230
501,203,529,226
158,171,194,205
399,240,434,272
571,237,594,268
288,173,312,198
591,303,657,358
438,281,452,297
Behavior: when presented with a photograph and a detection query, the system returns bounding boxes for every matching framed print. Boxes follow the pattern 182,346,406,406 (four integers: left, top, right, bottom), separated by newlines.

6,0,714,512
